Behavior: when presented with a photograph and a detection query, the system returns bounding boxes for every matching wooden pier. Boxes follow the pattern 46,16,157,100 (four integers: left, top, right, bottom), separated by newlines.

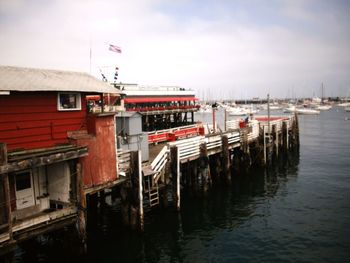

115,114,299,229
0,66,301,254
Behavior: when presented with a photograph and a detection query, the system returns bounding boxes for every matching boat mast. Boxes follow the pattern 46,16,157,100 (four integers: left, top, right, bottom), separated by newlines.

321,82,324,104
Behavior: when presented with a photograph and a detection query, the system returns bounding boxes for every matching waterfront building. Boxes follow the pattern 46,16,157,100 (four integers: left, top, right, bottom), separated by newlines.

0,66,123,250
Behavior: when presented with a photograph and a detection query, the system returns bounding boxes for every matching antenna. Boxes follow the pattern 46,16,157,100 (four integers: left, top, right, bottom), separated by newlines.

99,68,108,82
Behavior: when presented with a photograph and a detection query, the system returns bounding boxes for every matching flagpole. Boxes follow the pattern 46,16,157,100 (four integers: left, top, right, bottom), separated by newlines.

89,38,92,74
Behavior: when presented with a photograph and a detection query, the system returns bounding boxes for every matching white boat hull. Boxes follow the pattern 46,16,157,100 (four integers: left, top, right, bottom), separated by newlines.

296,108,320,115
316,105,332,110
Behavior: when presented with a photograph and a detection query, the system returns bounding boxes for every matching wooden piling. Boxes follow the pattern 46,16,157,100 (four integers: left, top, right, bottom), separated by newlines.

137,150,144,231
221,135,231,181
76,163,87,244
0,143,12,242
120,182,130,226
282,121,288,152
129,151,143,231
170,147,180,211
263,125,267,165
198,143,211,191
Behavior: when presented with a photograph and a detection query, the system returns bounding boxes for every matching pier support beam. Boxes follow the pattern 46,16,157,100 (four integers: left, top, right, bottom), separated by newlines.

282,122,288,152
129,151,143,231
137,150,144,231
198,143,211,191
0,143,13,242
221,135,231,181
76,163,87,244
120,182,131,227
171,147,180,211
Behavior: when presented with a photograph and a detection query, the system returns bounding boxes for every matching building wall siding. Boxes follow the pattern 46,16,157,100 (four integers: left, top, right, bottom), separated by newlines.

75,115,118,188
0,92,87,151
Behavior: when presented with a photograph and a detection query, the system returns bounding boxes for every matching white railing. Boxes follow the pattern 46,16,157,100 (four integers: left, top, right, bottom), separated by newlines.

169,136,205,161
205,134,222,150
247,120,260,142
256,115,294,133
117,149,131,175
227,131,241,144
168,131,241,162
226,119,240,130
150,146,169,183
147,124,199,138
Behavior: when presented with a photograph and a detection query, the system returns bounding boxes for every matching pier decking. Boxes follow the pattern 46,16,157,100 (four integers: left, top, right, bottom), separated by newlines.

115,113,299,229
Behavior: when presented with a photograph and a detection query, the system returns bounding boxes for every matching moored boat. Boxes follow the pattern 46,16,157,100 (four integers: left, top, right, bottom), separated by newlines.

316,105,332,111
296,108,320,115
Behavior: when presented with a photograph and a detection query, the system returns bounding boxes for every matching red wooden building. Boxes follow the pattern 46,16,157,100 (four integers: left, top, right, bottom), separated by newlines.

0,66,123,250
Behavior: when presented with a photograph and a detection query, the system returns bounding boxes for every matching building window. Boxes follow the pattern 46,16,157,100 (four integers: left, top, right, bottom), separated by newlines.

15,171,32,191
58,93,81,111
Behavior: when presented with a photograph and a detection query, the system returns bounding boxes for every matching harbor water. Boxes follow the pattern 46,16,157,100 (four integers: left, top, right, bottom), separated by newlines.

9,107,350,263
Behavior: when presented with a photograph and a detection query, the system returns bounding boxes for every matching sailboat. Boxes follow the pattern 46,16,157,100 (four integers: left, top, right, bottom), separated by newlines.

316,83,332,110
283,104,320,115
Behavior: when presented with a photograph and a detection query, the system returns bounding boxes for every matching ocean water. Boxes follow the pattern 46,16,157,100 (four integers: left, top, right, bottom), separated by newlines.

9,107,350,263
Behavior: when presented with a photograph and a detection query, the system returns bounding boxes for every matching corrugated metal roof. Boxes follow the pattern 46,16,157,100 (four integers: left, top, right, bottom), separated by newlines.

0,66,122,94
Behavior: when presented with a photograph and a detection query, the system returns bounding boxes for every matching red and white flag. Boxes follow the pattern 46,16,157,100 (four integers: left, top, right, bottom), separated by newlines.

109,44,122,53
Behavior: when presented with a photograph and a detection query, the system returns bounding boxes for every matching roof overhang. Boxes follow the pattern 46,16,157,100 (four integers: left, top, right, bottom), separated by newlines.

0,66,122,94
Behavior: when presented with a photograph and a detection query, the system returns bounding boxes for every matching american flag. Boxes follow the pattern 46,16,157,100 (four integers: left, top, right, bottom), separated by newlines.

109,44,122,53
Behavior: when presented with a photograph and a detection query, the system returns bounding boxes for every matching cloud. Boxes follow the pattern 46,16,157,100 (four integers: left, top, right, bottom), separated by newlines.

0,0,349,99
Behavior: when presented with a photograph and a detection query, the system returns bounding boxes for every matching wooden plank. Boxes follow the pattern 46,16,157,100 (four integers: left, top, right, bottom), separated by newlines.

0,112,86,123
8,139,68,151
0,105,59,114
0,94,56,107
0,148,88,174
0,118,84,131
12,207,77,233
0,127,51,139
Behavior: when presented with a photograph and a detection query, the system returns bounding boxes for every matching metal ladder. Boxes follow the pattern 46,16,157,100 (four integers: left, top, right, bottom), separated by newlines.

144,172,159,207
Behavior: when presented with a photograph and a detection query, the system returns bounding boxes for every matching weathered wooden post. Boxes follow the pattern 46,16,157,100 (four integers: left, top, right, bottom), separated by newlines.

282,121,288,152
0,143,13,242
272,124,277,159
120,181,130,226
76,163,87,244
295,113,300,147
267,94,271,137
224,109,227,131
171,147,180,211
212,106,216,133
198,143,211,191
137,150,144,231
263,125,267,165
192,160,199,191
221,135,231,181
128,151,142,230
98,190,106,206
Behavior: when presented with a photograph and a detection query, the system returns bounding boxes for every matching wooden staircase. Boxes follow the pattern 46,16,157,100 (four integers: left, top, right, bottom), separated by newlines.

142,146,169,208
143,165,159,207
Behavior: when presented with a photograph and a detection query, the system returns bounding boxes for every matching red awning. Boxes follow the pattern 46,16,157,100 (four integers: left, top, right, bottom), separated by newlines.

124,96,198,103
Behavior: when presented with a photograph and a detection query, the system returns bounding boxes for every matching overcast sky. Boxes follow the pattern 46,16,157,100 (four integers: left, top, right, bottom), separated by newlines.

1,0,350,99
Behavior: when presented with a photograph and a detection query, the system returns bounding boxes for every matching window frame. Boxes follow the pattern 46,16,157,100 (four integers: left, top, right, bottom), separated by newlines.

57,92,82,111
15,170,32,191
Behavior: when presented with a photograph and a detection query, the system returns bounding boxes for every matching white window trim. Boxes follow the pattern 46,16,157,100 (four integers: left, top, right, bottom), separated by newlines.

57,92,82,111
